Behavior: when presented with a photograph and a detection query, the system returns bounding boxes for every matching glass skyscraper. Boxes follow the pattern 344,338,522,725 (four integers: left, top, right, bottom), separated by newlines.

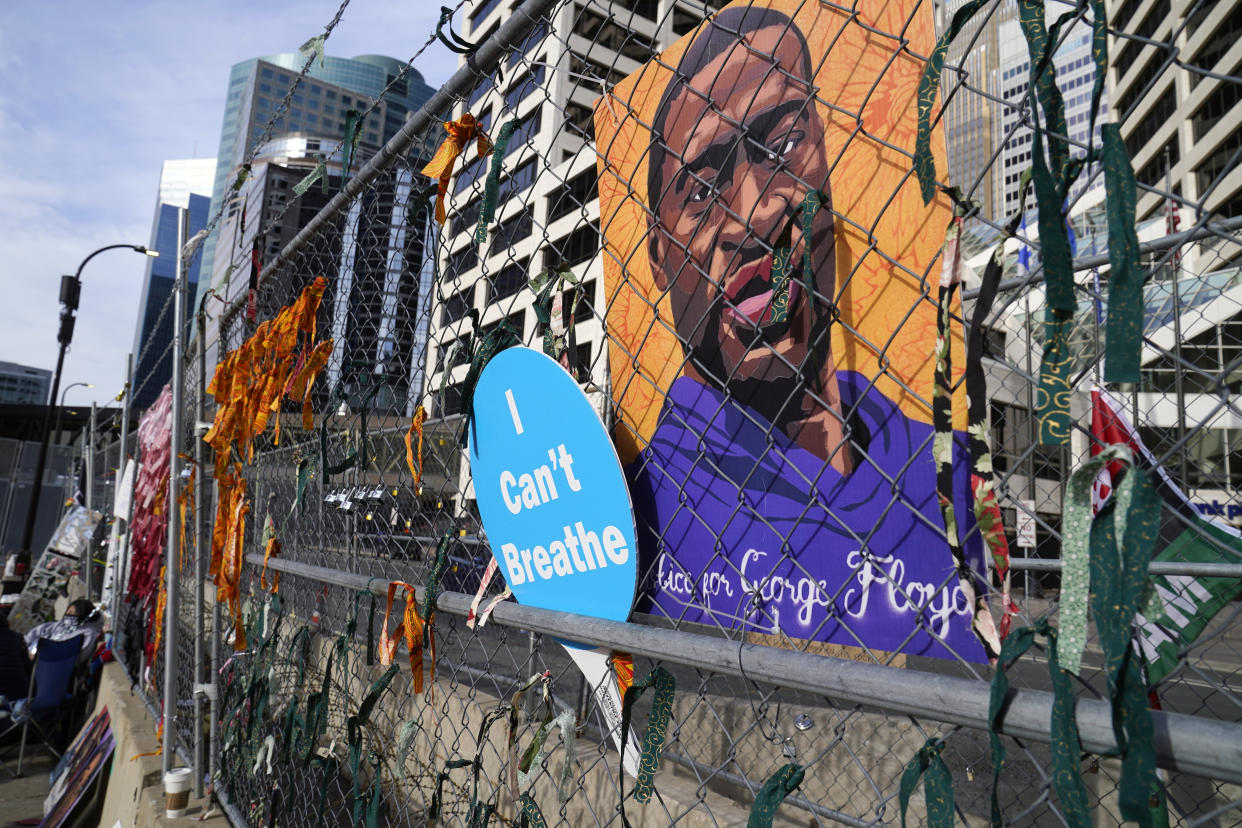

131,159,216,410
193,53,435,318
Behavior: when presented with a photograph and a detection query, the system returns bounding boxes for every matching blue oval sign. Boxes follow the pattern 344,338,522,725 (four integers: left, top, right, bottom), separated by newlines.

468,347,637,624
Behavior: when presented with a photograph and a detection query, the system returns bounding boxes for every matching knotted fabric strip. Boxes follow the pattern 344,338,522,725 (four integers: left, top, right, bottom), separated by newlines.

1077,446,1161,826
747,763,805,828
967,177,1032,640
435,5,480,54
422,114,492,224
767,190,822,326
899,738,955,828
508,670,553,804
405,405,427,490
989,621,1090,827
933,208,1002,661
378,581,431,694
460,317,520,446
619,666,675,827
475,120,520,244
467,558,512,628
913,0,991,203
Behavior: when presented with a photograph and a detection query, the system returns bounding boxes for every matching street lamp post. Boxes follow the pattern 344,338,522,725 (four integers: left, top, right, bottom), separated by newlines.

19,244,158,563
53,382,93,447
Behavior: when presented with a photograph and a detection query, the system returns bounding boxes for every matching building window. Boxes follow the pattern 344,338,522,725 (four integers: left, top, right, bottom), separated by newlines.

490,258,530,302
445,245,479,281
544,222,599,268
547,167,598,223
573,4,656,64
442,289,473,325
504,65,546,112
489,211,533,257
564,102,594,141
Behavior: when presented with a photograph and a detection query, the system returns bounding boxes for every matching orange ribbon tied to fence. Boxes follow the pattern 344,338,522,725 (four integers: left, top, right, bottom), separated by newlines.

421,113,492,223
405,405,427,491
378,581,434,695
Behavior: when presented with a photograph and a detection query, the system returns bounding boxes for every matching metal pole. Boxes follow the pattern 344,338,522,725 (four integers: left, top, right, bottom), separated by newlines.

193,300,208,799
20,338,68,560
20,244,155,560
113,354,132,632
1023,293,1036,599
163,208,187,775
204,303,222,795
84,402,96,600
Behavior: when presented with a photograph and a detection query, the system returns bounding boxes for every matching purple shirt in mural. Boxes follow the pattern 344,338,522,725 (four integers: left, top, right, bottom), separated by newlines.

627,371,987,662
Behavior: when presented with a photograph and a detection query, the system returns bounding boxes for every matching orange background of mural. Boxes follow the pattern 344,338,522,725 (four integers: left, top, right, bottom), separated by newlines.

594,0,967,465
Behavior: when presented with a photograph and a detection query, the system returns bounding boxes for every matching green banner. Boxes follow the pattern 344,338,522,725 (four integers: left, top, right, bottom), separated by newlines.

1137,518,1242,685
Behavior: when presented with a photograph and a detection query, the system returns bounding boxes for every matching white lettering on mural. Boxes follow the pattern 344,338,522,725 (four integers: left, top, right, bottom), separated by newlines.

654,548,972,635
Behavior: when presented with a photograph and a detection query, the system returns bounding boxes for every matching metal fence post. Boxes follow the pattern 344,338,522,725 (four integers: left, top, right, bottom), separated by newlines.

199,299,221,796
192,300,208,799
84,401,96,600
163,206,186,775
113,352,132,633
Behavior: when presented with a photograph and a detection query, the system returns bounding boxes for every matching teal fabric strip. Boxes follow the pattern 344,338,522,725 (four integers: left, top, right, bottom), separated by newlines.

475,120,519,244
518,793,548,828
989,621,1090,827
899,738,955,828
1058,445,1134,674
1089,456,1161,826
619,666,676,827
747,763,805,828
1101,124,1144,382
913,0,991,203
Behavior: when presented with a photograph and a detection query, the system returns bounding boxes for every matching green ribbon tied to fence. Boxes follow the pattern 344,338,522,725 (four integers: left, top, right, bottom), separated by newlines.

1060,445,1165,826
767,190,823,327
747,763,805,828
915,0,1145,443
989,620,1090,828
459,314,521,446
899,738,955,828
619,665,675,827
475,120,520,244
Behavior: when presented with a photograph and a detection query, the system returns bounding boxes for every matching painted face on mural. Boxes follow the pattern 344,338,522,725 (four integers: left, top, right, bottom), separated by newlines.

648,18,835,410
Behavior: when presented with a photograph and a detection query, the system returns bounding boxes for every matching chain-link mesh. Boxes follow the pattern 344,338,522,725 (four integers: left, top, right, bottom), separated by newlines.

105,0,1242,824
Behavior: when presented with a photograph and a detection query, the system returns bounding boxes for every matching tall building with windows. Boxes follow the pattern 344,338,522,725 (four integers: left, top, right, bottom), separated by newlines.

938,0,1013,220
0,362,51,406
131,158,216,410
994,15,1107,217
1108,0,1242,271
194,53,436,327
424,0,730,510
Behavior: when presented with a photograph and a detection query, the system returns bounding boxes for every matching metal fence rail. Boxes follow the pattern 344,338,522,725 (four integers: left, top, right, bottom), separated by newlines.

89,0,1242,825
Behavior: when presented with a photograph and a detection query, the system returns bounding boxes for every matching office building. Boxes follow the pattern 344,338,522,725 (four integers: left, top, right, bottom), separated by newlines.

939,0,1013,220
0,362,51,406
194,53,436,327
994,15,1107,217
212,134,437,415
424,0,734,510
131,159,215,410
1108,0,1242,273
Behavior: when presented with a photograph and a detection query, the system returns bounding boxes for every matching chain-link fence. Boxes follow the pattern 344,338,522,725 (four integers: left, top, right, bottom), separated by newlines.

99,0,1242,824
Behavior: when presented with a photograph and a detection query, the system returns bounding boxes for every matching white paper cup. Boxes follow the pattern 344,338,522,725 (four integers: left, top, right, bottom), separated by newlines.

164,767,193,818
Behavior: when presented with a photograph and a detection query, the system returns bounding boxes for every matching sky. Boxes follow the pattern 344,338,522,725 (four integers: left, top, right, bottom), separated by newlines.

0,0,457,409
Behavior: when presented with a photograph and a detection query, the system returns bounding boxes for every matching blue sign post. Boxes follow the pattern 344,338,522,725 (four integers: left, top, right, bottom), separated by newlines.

468,347,639,773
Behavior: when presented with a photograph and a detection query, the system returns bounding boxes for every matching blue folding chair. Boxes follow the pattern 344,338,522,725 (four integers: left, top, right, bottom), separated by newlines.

12,636,83,776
